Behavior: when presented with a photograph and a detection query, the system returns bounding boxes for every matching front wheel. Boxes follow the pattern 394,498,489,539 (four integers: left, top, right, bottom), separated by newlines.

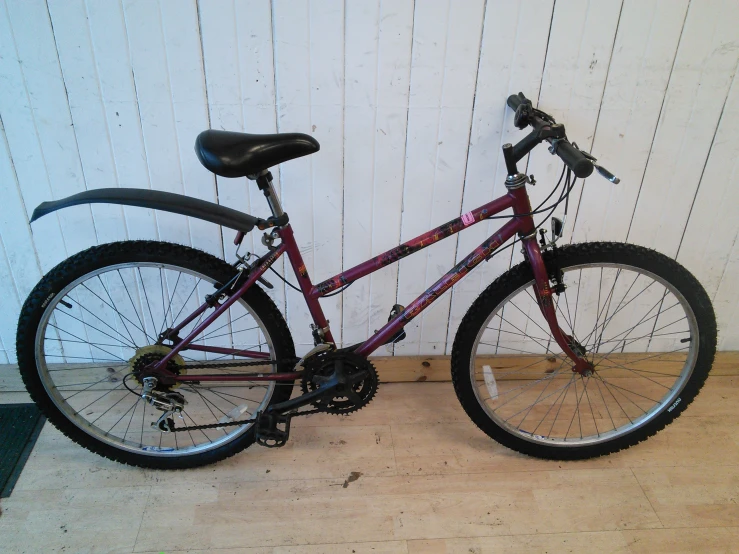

17,241,296,469
451,242,716,460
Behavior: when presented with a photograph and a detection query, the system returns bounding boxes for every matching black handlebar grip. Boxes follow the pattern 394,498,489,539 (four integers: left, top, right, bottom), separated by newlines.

507,92,531,111
507,94,523,111
555,141,594,178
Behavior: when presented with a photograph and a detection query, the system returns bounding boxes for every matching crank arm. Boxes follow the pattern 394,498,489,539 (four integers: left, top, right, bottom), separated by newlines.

265,375,340,415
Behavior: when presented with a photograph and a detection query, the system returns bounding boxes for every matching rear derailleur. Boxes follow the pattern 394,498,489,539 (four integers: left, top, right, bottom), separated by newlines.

141,376,186,432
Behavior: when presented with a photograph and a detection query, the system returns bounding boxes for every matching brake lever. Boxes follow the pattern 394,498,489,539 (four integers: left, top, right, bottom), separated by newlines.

595,165,620,184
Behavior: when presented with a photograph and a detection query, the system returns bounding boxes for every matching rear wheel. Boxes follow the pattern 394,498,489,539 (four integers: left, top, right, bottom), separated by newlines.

451,242,716,459
17,241,295,469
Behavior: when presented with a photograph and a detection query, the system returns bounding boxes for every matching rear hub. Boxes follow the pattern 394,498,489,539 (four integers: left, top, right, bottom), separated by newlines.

128,345,186,390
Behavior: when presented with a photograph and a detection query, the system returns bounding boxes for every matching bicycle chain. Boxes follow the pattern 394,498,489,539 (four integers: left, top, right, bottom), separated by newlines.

169,408,320,432
170,356,305,432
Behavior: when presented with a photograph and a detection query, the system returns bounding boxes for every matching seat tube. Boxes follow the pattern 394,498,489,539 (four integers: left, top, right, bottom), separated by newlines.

277,224,335,345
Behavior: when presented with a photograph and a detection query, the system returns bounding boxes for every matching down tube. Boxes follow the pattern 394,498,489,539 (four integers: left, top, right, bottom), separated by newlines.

356,218,523,356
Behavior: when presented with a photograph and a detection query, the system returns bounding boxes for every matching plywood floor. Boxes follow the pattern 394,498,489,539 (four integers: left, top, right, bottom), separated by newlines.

1,377,738,553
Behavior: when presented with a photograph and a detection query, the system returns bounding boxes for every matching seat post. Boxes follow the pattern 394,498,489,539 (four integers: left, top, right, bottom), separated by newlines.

254,170,285,218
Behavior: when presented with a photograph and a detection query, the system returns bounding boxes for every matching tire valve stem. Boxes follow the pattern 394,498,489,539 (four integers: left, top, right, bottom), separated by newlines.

59,299,73,309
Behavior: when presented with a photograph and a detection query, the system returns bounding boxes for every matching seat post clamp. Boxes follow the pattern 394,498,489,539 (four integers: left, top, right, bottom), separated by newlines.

254,170,274,192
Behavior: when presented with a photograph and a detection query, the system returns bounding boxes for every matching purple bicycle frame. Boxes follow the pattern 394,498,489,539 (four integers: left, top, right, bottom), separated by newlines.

154,183,591,384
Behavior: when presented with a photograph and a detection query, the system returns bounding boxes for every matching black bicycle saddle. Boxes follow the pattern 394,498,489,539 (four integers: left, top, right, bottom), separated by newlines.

195,130,320,178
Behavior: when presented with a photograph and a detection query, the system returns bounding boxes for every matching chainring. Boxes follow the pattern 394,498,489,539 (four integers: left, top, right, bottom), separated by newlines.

301,351,378,415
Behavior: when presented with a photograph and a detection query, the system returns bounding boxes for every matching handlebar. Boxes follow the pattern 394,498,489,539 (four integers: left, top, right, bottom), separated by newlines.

506,92,594,179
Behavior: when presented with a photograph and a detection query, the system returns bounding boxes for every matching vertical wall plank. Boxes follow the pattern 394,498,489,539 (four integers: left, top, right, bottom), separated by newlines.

272,0,345,352
233,0,287,314
272,0,313,351
627,0,739,258
199,0,262,257
713,236,739,349
0,0,97,269
199,0,287,339
47,0,129,246
0,117,44,303
85,0,159,241
491,0,623,356
445,0,554,353
571,0,689,244
0,237,22,358
121,0,194,247
342,0,381,346
679,71,739,347
0,118,42,358
343,0,414,348
678,76,739,295
308,0,345,346
367,1,416,351
526,0,623,239
4,0,100,255
395,0,486,355
159,0,222,258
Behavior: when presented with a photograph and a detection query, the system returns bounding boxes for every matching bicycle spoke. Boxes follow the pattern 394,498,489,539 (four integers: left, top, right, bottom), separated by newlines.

504,358,568,426
168,276,203,331
494,311,557,353
593,376,616,431
53,308,136,350
158,270,182,338
137,267,158,337
199,311,254,341
90,277,139,347
546,374,577,439
596,359,673,390
118,269,153,343
592,269,622,353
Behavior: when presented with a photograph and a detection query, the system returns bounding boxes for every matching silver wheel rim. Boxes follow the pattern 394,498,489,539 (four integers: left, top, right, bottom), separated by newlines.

469,262,699,447
35,262,279,457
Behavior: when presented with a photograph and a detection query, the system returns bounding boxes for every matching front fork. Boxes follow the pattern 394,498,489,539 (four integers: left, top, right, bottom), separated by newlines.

521,235,593,375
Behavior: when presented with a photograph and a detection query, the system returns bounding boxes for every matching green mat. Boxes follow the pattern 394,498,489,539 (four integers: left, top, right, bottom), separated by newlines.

0,403,45,498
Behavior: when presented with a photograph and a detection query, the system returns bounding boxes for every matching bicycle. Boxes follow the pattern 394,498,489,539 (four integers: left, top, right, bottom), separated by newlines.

16,92,717,468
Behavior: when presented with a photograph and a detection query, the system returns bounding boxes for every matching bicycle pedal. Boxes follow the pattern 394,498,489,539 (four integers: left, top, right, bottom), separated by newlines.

255,412,291,448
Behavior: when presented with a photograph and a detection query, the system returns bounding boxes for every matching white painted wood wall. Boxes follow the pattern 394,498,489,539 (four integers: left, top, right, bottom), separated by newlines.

1,0,738,363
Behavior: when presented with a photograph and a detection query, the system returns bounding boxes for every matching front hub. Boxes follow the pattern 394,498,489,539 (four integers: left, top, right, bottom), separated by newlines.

566,335,595,376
